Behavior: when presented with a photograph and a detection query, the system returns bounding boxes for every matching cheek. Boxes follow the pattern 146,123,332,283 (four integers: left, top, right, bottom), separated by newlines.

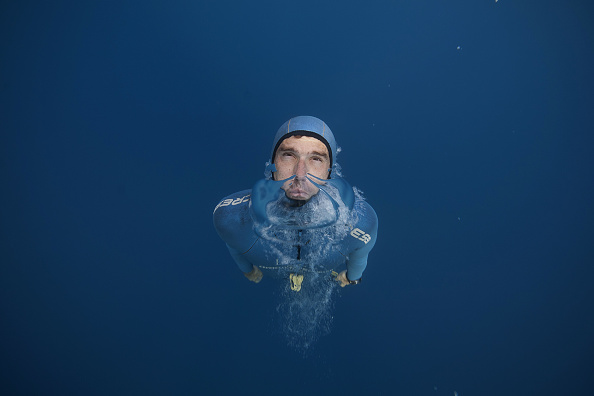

274,162,295,178
309,163,330,178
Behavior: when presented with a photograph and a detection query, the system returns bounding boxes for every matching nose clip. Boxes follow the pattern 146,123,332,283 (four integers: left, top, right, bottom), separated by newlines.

305,173,326,186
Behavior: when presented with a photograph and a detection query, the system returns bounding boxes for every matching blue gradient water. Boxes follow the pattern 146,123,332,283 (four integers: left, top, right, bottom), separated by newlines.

1,1,593,395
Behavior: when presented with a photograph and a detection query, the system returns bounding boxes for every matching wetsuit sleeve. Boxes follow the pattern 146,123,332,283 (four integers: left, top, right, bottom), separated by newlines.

213,190,257,274
346,201,378,280
226,244,254,273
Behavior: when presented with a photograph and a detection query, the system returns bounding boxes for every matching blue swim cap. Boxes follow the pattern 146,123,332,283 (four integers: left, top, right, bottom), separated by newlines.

270,116,337,169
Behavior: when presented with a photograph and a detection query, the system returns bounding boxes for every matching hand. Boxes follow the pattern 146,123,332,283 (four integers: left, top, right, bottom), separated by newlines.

244,265,263,283
335,270,351,287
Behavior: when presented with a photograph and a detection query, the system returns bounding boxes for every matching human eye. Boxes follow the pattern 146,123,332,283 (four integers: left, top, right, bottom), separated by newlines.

279,151,296,161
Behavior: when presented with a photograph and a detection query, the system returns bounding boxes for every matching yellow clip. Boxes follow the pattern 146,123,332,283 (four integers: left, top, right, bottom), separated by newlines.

331,271,338,278
290,273,304,292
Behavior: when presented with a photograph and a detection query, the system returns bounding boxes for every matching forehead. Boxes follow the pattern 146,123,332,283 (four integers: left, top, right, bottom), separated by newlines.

277,135,328,155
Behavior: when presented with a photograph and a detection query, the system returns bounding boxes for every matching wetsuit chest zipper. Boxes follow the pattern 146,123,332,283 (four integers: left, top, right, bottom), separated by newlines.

296,230,302,260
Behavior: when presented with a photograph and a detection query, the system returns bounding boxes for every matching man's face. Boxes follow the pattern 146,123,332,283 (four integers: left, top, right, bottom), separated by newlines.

273,135,330,201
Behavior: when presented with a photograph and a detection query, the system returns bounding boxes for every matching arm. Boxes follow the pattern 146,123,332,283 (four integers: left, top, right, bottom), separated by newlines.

338,200,378,286
345,246,372,281
336,248,372,287
213,190,262,283
226,244,262,283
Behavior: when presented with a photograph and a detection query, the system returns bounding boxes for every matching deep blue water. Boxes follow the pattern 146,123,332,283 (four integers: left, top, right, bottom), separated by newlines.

1,1,593,395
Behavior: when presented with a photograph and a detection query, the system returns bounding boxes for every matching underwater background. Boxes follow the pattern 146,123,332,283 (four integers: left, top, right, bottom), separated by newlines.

1,1,593,395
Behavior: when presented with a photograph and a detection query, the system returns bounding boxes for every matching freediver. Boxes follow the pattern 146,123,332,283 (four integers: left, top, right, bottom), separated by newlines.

213,116,378,289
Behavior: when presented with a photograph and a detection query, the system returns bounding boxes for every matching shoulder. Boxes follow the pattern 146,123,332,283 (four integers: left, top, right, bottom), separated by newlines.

345,198,378,249
213,189,252,214
354,198,378,232
213,189,253,243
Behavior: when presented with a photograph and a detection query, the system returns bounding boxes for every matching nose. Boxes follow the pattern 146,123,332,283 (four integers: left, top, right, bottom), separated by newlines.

295,158,308,178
